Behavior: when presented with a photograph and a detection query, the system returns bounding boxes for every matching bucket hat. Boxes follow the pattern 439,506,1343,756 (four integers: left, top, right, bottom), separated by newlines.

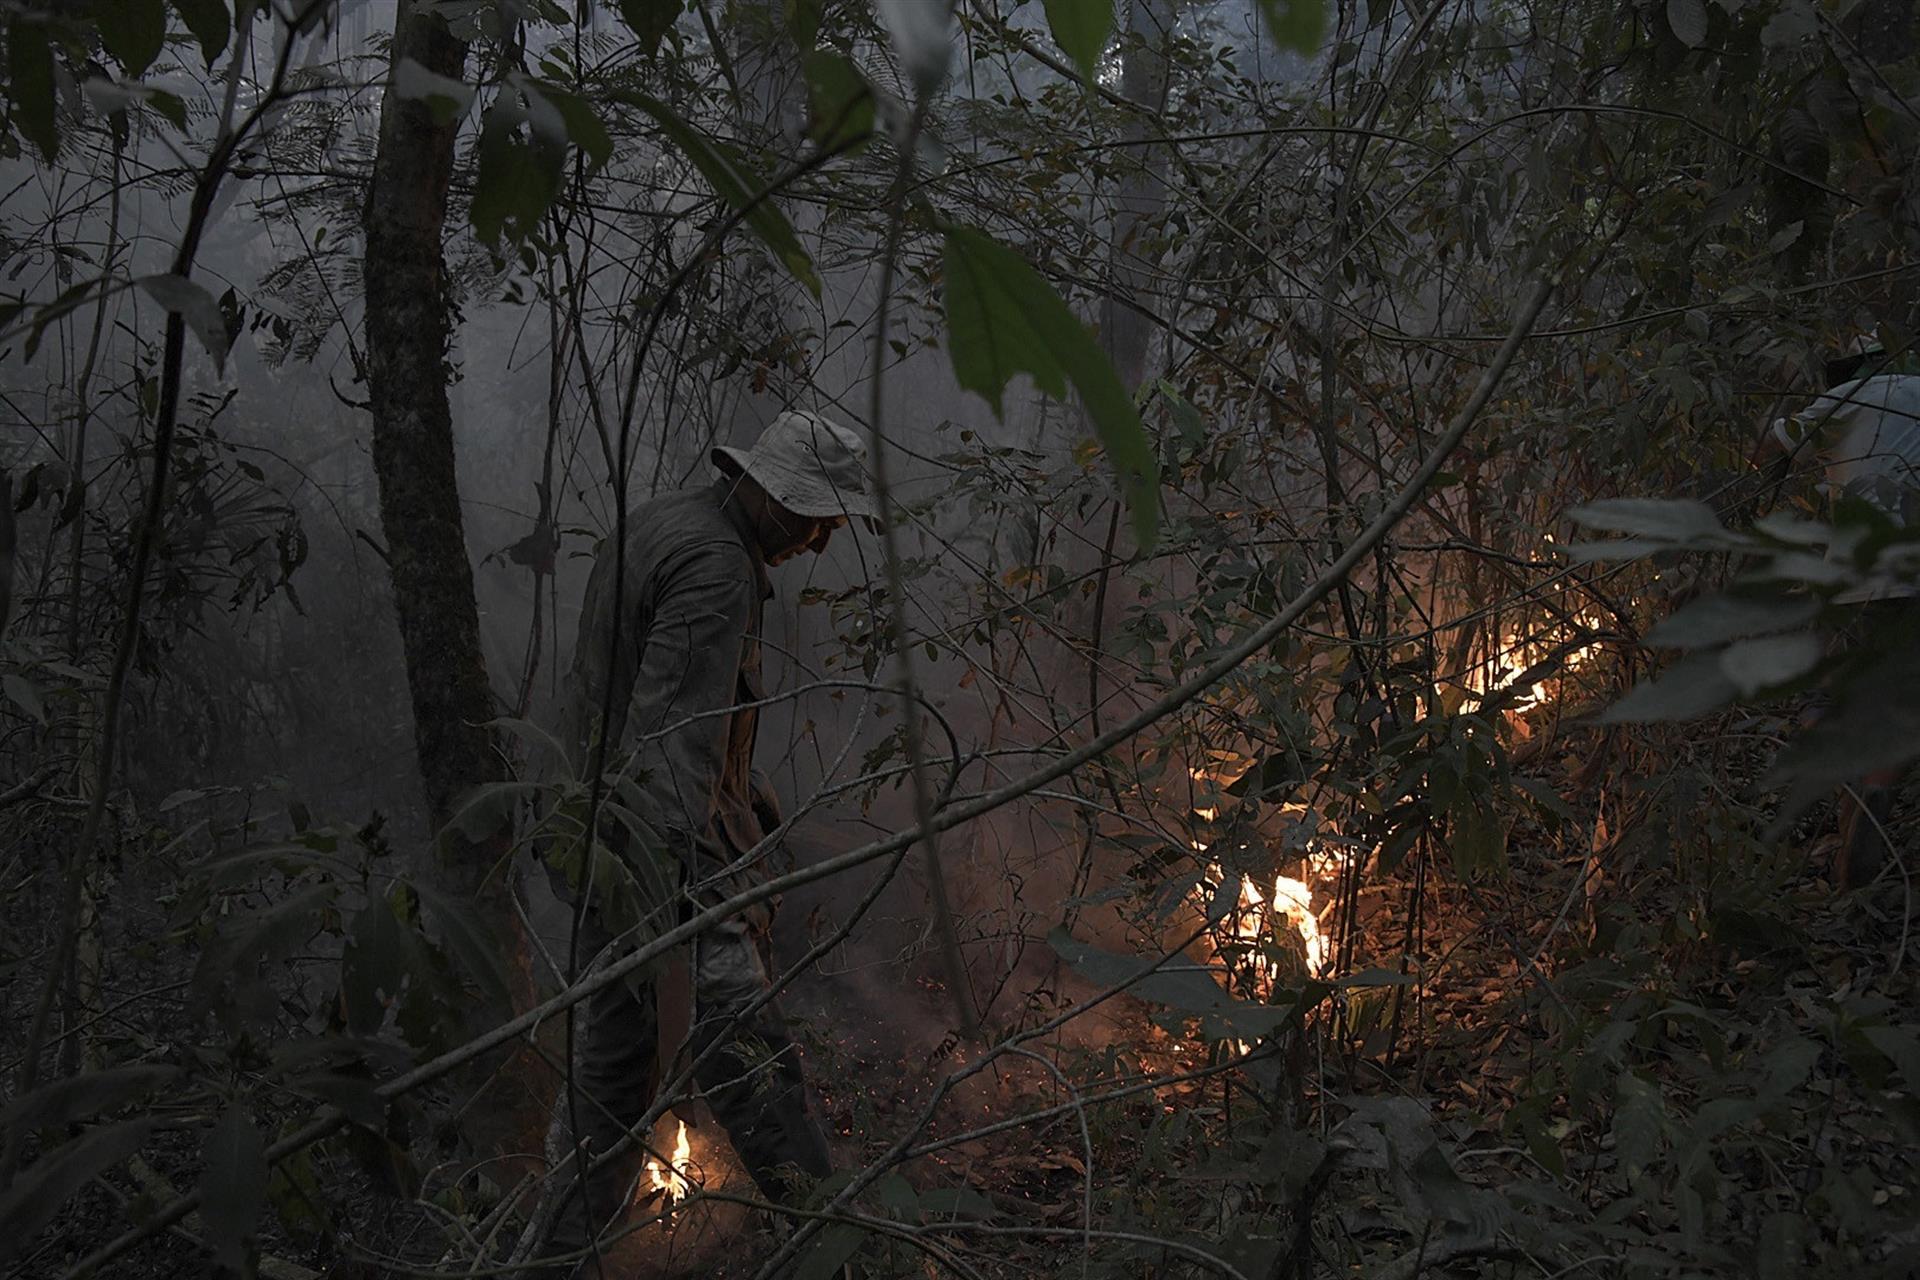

713,410,882,524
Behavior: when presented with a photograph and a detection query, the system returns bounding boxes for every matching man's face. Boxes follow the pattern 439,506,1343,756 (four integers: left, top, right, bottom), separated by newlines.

764,510,844,566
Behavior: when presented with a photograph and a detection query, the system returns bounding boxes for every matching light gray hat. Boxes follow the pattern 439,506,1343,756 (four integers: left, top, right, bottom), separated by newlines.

713,410,881,523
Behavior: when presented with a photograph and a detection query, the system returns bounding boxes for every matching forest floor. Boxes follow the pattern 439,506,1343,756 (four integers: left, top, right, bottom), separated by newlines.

572,724,1918,1278
15,721,1916,1279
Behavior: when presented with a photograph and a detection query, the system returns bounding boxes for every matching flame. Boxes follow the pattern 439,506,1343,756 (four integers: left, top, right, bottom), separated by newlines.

1209,863,1329,980
642,1120,692,1206
1463,612,1604,715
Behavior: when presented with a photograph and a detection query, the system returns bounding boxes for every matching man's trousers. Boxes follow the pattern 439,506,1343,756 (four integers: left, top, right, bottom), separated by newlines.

532,905,834,1277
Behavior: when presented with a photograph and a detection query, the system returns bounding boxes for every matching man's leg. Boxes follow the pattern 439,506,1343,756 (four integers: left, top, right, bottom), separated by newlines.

688,916,833,1200
535,951,660,1278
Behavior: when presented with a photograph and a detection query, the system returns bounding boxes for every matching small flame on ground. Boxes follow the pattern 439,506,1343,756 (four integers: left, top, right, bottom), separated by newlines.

642,1120,692,1206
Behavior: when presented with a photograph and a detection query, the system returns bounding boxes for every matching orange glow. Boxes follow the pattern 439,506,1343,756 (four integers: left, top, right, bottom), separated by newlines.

642,1120,692,1206
1463,611,1604,714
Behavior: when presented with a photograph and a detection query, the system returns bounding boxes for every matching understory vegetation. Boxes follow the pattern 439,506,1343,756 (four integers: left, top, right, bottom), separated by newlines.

1,0,1916,1277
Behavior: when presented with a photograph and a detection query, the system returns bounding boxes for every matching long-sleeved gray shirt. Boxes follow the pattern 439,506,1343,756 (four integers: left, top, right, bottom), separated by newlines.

560,481,774,891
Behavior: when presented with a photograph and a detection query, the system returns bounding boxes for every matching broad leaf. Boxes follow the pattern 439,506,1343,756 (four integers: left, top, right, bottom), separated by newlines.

171,0,231,68
793,1222,866,1280
414,880,511,1011
98,0,167,78
1667,0,1709,48
393,57,473,127
1718,632,1821,695
1612,1073,1665,1182
470,93,566,247
1599,651,1737,723
1568,497,1725,542
802,50,874,151
138,274,234,370
1048,927,1291,1037
1646,594,1819,648
1257,0,1327,55
942,226,1159,549
1043,0,1111,83
618,92,822,298
539,83,614,172
0,1064,179,1132
0,1117,153,1248
198,1106,268,1273
8,19,58,162
1770,657,1920,784
617,0,681,56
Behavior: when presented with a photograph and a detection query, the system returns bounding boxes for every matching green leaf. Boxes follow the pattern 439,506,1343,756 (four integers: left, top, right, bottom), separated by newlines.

0,1118,153,1249
802,49,873,151
1598,651,1737,723
617,92,821,299
1612,1073,1665,1182
170,0,231,68
942,226,1159,549
342,891,407,1035
785,0,823,51
1447,793,1507,877
1666,0,1708,48
1047,926,1291,1038
1861,1025,1920,1089
792,1222,866,1280
98,0,167,77
1256,0,1327,55
1645,594,1820,648
0,1065,179,1132
1042,0,1111,83
146,87,188,131
1718,632,1821,696
392,56,473,127
266,1147,328,1243
137,273,234,370
1568,497,1726,542
197,1106,268,1273
539,83,613,172
470,93,567,247
7,19,58,162
413,880,511,1011
617,0,681,57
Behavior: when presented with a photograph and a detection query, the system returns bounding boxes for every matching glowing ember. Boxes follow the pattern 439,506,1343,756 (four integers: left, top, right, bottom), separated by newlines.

642,1120,692,1206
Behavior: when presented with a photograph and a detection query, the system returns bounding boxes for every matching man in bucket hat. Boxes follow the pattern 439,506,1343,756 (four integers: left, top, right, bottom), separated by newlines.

530,409,878,1276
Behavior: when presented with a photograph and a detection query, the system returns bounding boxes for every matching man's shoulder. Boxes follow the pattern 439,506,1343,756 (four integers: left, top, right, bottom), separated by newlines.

631,487,744,543
628,487,754,573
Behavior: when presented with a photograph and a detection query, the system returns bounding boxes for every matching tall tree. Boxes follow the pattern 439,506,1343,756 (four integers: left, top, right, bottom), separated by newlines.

362,2,504,892
362,1,537,1154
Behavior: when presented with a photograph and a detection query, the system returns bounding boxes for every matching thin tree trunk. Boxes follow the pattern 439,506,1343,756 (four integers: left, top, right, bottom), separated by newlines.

363,1,501,885
362,0,537,1156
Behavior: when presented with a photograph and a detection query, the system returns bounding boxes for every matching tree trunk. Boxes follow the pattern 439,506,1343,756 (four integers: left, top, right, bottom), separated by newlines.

363,0,538,1157
363,1,501,883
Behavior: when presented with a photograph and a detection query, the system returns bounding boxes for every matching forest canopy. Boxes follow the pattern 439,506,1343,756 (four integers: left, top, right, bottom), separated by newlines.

1,0,1916,1277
